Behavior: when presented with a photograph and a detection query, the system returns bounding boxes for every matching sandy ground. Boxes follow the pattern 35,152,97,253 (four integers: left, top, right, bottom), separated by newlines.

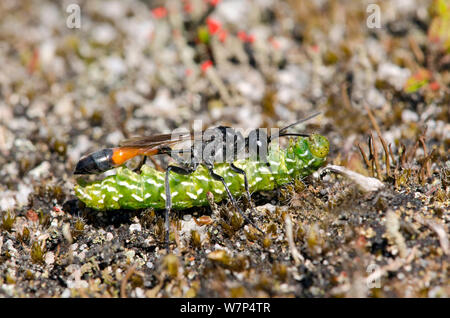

0,0,448,297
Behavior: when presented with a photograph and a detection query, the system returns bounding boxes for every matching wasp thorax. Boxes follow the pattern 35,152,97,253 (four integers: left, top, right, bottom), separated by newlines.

200,126,247,164
246,128,269,162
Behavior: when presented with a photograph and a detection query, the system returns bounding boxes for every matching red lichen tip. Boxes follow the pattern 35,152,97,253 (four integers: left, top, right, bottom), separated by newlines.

151,6,167,19
269,37,280,49
27,48,39,74
183,0,192,13
237,30,247,42
413,69,431,81
237,31,254,43
218,29,227,43
429,81,440,91
201,60,213,72
26,209,39,222
205,0,221,7
206,17,221,35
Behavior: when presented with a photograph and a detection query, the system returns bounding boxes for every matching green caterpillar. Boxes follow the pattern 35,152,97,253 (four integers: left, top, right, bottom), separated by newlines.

74,134,329,210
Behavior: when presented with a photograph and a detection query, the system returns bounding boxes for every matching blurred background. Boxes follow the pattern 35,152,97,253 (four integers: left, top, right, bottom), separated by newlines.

0,0,448,297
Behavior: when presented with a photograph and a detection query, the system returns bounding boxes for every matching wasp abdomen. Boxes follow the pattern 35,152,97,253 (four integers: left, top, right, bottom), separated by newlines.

74,148,115,174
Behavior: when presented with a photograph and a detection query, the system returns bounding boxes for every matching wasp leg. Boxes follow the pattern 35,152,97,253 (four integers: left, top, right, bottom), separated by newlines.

133,156,147,173
207,166,263,234
164,164,198,252
229,163,252,203
229,163,263,232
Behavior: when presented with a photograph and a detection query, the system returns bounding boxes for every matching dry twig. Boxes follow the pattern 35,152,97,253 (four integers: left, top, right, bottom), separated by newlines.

322,165,385,192
284,214,304,265
120,263,137,298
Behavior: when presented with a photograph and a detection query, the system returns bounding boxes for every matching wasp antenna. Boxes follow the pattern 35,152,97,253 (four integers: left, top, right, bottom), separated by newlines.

278,111,321,135
268,112,321,143
268,133,311,143
279,133,311,137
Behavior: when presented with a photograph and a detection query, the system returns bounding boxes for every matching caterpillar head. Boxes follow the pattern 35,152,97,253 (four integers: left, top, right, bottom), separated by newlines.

289,134,329,171
307,134,329,159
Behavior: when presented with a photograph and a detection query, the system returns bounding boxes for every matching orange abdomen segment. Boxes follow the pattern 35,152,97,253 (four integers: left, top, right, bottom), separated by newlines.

111,147,159,165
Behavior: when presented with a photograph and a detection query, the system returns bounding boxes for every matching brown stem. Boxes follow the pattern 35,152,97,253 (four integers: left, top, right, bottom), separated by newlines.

389,143,397,170
406,141,419,164
358,143,371,171
419,136,430,179
370,132,382,180
120,264,137,298
341,83,352,110
400,143,407,168
379,135,391,178
365,104,390,177
368,135,375,177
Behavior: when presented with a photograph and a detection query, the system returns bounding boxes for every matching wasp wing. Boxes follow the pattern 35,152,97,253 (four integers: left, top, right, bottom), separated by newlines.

118,131,200,156
119,132,192,147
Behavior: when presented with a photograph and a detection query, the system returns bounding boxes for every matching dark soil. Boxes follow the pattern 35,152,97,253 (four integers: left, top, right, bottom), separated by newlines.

0,0,448,297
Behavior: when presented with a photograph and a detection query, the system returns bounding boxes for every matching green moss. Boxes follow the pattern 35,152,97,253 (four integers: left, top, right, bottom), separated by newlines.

163,254,179,278
18,227,30,243
190,230,201,248
262,236,272,248
1,211,16,232
428,0,450,52
31,241,45,264
72,218,85,239
6,274,16,285
25,270,34,280
38,209,50,227
272,263,288,282
404,69,431,93
130,273,144,288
